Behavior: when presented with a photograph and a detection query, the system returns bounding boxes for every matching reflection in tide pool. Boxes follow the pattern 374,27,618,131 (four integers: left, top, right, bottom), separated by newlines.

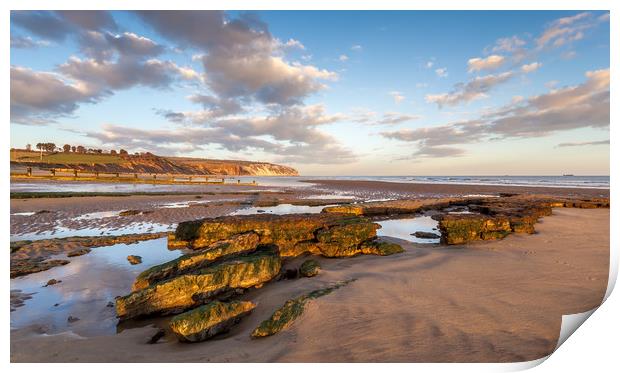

376,216,440,244
231,204,335,215
10,238,182,336
10,222,175,242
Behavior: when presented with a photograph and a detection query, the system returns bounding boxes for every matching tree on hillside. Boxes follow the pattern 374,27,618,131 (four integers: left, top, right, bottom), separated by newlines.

71,146,76,152
110,149,117,155
36,142,56,152
63,144,71,153
119,149,128,155
26,144,31,151
76,145,86,153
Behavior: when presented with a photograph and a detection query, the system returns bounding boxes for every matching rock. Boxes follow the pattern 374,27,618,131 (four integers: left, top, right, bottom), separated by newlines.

256,209,266,213
43,279,61,287
299,260,320,277
133,232,260,291
127,255,142,265
10,240,32,254
35,210,52,215
412,231,440,239
10,290,35,311
67,248,91,257
170,213,383,258
116,246,281,320
280,268,299,280
10,259,70,278
359,240,404,256
106,301,115,308
119,210,149,216
147,328,166,344
321,198,462,216
67,315,80,323
251,280,355,338
438,214,512,245
170,301,256,343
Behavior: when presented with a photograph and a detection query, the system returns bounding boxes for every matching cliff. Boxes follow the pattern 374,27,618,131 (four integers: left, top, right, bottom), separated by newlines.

10,151,299,176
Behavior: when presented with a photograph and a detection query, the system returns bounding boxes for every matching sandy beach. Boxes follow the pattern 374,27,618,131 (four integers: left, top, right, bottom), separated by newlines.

9,179,610,363
10,206,609,362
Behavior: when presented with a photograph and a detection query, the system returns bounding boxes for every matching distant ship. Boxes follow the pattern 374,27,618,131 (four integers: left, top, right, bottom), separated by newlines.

563,174,575,176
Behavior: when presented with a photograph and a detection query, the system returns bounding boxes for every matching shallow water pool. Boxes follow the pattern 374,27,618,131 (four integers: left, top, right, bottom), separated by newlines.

10,238,183,336
376,216,440,244
230,204,335,215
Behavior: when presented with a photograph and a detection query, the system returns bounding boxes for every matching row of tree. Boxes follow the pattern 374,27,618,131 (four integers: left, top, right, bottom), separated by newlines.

29,143,129,155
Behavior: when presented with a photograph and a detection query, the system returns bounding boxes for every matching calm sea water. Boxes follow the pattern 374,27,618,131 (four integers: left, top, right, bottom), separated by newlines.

11,175,609,193
240,175,610,189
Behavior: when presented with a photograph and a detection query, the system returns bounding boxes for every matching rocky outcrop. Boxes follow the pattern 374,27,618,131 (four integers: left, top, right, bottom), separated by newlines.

10,258,70,278
438,214,513,245
413,231,440,239
170,301,256,342
324,195,609,245
127,255,142,265
359,240,405,256
299,259,320,277
133,232,260,291
322,198,464,216
251,280,355,338
169,213,402,258
116,246,281,320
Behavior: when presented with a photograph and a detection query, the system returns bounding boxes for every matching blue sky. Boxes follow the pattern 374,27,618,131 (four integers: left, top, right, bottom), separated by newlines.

10,10,610,175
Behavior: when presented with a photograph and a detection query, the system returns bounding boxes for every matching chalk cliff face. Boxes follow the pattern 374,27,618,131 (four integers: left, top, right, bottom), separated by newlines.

12,153,299,176
169,157,299,176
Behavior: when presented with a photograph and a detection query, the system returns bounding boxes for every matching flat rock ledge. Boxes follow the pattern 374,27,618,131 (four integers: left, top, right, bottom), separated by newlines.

170,300,256,342
168,213,402,258
116,245,281,320
132,232,260,291
323,195,609,245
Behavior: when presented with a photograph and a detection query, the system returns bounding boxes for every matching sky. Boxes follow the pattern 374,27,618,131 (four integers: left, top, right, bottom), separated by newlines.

10,10,610,175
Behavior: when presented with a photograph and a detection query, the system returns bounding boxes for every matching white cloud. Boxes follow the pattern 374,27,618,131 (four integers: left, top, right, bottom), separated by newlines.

11,35,50,48
467,55,505,72
435,68,448,78
425,72,513,108
487,36,526,53
351,44,362,51
387,68,609,157
389,91,405,104
338,54,349,62
521,62,542,73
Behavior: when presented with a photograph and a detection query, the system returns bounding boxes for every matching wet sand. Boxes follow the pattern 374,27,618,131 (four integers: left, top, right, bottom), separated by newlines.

308,179,610,198
10,208,609,362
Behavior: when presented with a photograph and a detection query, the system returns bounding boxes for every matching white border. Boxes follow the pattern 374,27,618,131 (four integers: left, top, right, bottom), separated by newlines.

4,1,616,371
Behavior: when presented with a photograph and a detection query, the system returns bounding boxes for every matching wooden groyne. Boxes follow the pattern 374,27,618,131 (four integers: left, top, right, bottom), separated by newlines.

10,167,258,186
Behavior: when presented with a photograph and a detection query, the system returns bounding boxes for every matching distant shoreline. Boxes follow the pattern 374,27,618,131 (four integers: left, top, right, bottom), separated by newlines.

303,179,610,198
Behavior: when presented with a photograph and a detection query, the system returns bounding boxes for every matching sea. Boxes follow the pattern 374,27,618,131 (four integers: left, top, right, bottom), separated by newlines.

10,175,609,193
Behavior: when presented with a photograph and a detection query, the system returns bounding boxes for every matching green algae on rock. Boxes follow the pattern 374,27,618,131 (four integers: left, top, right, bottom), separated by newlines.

116,246,281,320
251,279,356,338
359,240,405,256
299,259,321,277
133,232,260,291
170,300,256,342
169,213,389,258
